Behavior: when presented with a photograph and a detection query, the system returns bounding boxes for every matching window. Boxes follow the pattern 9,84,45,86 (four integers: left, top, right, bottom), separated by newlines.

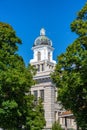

40,90,44,102
48,52,50,61
37,64,40,72
37,51,41,61
33,90,38,101
33,65,36,69
62,118,65,125
42,64,44,71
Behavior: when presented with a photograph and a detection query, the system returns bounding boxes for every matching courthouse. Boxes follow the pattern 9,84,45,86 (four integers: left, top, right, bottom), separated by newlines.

30,28,76,130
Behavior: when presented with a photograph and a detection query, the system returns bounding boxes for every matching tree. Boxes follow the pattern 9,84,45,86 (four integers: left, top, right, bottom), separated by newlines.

0,22,45,130
51,3,87,130
52,122,63,130
26,99,46,130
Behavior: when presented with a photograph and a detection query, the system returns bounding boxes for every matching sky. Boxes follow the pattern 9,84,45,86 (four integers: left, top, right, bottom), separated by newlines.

0,0,86,65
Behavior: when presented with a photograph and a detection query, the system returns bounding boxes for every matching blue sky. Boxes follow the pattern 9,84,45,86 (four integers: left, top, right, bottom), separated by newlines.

0,0,86,65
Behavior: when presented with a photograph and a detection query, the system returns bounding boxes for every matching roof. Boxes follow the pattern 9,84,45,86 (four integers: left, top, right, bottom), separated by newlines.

33,28,52,46
59,111,74,118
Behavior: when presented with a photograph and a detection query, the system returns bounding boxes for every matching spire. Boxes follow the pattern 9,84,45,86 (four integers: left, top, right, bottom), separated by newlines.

40,28,46,36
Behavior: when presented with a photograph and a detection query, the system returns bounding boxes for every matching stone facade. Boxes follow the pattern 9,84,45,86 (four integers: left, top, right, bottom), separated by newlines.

30,28,77,130
30,28,56,129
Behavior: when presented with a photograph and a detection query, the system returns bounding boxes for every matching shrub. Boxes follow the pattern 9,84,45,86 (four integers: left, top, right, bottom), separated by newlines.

52,122,63,130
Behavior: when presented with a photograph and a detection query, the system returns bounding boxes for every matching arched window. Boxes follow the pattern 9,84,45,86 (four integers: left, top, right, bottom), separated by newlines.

48,52,50,61
37,51,41,61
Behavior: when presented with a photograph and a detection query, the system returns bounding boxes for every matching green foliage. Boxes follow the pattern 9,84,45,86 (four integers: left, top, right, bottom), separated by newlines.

26,99,46,130
0,22,45,130
52,122,63,130
52,3,87,130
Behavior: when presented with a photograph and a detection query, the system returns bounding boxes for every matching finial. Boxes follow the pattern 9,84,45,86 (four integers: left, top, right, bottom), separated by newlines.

40,28,46,36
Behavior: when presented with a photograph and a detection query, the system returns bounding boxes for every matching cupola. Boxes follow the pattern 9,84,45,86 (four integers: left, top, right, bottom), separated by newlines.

34,28,52,46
